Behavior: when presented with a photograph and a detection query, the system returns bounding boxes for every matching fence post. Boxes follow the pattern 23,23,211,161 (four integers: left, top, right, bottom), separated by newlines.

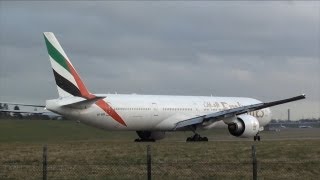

147,145,151,180
43,145,47,180
252,145,257,180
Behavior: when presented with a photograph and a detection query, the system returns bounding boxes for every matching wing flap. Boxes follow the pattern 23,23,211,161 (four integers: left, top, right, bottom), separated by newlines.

174,116,204,129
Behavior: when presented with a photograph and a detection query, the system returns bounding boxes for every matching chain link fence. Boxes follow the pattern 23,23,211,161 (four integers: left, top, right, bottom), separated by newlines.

1,145,319,180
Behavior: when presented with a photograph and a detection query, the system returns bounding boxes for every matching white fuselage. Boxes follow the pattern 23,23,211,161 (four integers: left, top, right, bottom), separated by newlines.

46,94,272,131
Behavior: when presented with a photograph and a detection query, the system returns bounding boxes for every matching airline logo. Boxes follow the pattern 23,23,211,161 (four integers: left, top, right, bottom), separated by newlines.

43,32,127,126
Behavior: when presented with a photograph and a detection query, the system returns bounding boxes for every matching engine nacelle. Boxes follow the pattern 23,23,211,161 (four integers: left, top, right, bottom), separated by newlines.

228,114,260,138
136,131,166,140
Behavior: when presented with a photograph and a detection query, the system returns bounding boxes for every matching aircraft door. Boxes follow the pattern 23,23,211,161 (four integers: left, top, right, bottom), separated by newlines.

151,102,159,120
193,102,200,116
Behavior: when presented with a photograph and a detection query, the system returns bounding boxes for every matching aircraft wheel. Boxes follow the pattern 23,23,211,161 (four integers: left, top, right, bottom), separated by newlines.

202,137,208,141
193,134,200,141
135,138,155,142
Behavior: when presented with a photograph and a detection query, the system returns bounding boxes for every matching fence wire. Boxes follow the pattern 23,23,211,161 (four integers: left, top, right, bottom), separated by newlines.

1,161,320,179
1,144,320,180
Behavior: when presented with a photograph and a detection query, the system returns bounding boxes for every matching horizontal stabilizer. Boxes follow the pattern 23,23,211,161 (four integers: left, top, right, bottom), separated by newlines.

59,96,106,109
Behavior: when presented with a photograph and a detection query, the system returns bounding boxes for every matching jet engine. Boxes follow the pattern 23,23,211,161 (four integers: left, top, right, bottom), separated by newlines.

136,131,166,140
228,114,259,138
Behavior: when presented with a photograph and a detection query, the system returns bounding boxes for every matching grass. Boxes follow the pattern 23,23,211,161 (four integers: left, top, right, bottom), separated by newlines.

0,119,319,179
0,119,137,143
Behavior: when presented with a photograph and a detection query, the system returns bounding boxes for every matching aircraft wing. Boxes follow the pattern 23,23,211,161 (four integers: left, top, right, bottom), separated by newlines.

174,94,306,129
0,109,48,114
0,102,45,107
0,102,47,114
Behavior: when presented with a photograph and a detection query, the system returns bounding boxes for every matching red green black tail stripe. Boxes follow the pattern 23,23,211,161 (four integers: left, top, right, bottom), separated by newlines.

52,69,82,97
44,35,70,72
44,32,127,127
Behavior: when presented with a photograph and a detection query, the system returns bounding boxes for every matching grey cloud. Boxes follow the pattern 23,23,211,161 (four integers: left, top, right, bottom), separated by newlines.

0,1,319,119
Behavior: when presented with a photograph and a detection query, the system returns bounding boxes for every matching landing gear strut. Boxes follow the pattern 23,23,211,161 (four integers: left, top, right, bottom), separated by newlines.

254,134,261,141
186,133,208,142
134,131,155,142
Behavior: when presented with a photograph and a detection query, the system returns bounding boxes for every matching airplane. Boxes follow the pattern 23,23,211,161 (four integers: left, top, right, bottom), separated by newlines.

280,125,287,128
299,125,312,128
0,32,306,142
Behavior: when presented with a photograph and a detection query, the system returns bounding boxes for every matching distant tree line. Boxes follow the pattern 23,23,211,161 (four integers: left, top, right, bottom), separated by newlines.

269,118,320,128
271,118,320,123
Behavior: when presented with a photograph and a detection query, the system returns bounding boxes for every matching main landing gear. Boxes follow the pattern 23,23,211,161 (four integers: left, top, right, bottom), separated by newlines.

134,131,155,142
186,133,208,142
134,138,155,142
254,134,261,141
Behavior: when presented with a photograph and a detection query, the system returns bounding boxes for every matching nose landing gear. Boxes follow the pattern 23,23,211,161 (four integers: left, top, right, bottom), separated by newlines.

254,133,261,141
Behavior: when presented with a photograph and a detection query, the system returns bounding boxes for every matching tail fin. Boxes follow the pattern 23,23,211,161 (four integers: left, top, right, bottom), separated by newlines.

43,32,91,98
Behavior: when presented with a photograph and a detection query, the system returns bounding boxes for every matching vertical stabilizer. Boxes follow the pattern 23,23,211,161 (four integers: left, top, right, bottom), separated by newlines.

43,32,91,98
43,32,127,126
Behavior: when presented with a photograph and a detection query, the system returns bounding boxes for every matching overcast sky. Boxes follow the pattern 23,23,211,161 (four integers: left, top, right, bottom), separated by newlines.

0,1,319,120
